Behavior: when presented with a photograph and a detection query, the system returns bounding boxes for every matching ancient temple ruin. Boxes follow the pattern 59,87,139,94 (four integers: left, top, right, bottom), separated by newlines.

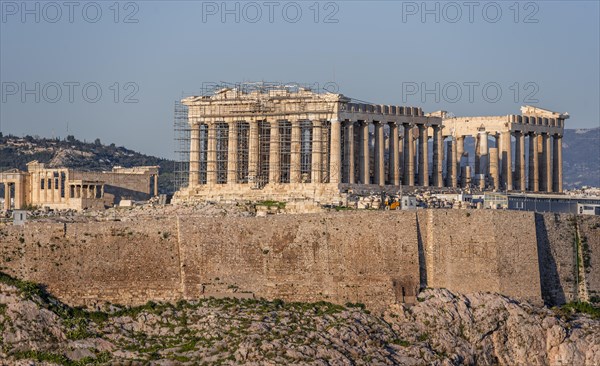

0,161,159,211
173,84,567,203
435,106,568,192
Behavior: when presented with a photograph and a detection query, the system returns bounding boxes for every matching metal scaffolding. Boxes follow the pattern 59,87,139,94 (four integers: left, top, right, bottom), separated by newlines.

279,121,292,184
215,123,229,184
174,82,337,191
300,120,313,183
257,121,271,187
237,122,250,183
173,101,190,191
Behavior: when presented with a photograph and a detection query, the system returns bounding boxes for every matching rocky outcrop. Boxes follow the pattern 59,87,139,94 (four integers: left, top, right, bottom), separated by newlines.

1,279,598,365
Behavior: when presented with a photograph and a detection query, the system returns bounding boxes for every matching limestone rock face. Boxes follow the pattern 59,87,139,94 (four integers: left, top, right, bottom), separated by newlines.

1,283,598,365
384,289,600,365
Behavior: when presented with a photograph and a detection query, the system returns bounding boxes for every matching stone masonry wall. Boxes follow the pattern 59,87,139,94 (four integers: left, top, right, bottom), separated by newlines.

178,212,420,310
1,210,598,311
418,210,543,305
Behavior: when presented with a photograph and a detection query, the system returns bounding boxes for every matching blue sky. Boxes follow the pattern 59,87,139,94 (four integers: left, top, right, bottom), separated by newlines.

1,1,599,158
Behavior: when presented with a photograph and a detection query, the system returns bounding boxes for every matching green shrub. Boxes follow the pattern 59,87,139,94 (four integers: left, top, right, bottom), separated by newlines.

559,302,600,319
391,338,410,347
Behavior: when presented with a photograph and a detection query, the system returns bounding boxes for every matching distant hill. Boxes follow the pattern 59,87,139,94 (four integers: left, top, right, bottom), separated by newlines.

1,128,598,194
0,134,177,194
563,127,600,189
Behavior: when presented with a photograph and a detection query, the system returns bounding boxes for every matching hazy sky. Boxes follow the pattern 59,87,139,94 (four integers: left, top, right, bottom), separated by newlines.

1,1,599,159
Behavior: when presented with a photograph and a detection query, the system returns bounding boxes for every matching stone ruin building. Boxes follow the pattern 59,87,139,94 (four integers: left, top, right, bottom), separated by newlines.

173,84,567,204
433,105,568,192
0,161,159,211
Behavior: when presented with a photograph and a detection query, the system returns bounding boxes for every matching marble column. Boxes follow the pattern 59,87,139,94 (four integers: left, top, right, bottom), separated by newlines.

403,124,414,186
528,132,539,192
515,131,526,190
269,120,281,184
248,121,259,183
490,147,499,190
418,124,429,186
359,121,370,184
374,121,385,185
553,134,563,193
432,125,443,187
189,124,201,187
311,120,323,184
502,131,513,191
4,184,10,211
329,119,342,184
544,133,552,192
347,122,355,184
447,138,457,187
479,131,489,177
206,122,217,185
290,120,301,184
475,134,481,175
389,122,400,186
227,122,239,184
456,135,464,183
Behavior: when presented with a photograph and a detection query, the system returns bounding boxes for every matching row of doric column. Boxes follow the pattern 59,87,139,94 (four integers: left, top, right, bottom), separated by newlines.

338,121,444,187
465,131,562,192
189,119,337,187
188,119,563,192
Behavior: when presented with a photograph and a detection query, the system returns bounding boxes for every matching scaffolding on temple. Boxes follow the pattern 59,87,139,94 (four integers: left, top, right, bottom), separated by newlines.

173,100,190,192
173,82,338,191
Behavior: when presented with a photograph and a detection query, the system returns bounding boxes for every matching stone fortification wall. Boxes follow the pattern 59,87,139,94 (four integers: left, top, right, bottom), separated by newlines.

418,210,543,305
0,210,598,311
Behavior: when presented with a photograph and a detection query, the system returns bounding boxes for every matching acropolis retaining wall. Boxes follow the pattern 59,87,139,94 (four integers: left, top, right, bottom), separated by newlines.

0,210,598,311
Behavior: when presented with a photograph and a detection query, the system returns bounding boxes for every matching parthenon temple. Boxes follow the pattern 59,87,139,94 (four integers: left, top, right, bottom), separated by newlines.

174,86,567,203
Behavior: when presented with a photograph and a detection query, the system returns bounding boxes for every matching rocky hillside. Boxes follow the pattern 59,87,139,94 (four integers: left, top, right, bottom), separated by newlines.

0,273,598,365
0,134,176,194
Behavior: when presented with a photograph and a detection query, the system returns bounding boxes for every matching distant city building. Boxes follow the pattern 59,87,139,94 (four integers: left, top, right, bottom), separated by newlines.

0,161,159,211
483,193,600,215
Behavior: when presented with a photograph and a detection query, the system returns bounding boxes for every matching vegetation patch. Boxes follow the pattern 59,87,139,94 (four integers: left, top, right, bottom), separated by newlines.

256,200,286,209
556,302,600,320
